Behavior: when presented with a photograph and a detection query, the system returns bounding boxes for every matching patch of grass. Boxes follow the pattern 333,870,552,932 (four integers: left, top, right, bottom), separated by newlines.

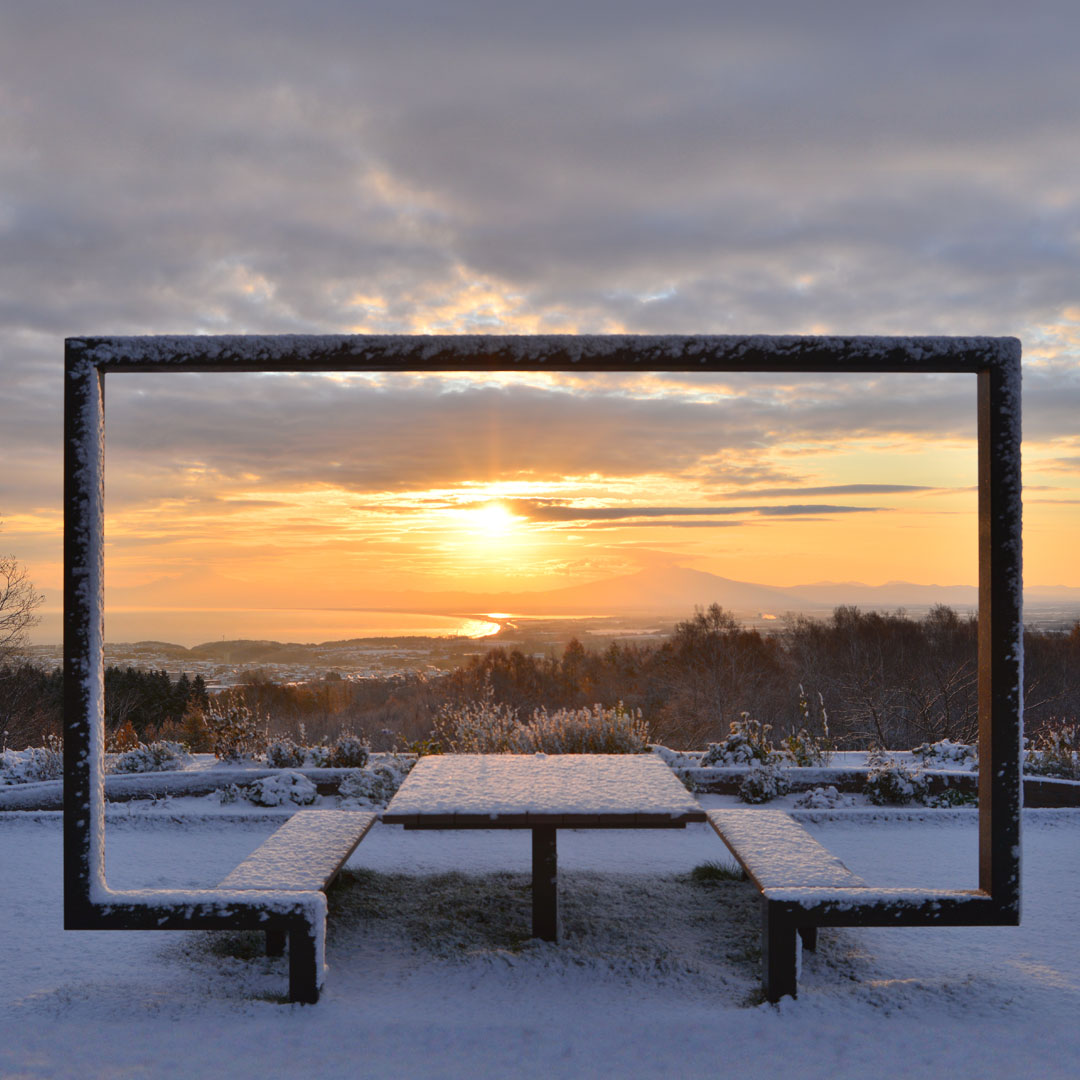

689,860,745,884
331,867,535,955
202,930,267,960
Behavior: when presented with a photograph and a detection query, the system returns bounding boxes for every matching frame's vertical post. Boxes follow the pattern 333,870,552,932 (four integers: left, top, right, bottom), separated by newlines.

977,349,1023,918
64,343,107,925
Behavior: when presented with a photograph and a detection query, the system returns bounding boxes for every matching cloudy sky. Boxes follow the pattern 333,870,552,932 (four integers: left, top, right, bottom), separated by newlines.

2,1,1078,642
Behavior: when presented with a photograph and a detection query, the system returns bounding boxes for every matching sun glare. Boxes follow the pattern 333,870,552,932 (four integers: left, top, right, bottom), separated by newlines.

471,502,520,537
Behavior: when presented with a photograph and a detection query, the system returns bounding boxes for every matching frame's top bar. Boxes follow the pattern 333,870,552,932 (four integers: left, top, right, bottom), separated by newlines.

66,333,1020,375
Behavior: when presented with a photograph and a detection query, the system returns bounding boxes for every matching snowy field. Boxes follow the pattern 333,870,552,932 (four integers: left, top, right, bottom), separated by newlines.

2,802,1079,1079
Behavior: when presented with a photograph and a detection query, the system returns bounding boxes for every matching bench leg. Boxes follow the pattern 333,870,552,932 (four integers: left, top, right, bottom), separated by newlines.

798,925,818,953
288,921,320,1005
762,901,799,1002
266,929,287,956
532,826,558,942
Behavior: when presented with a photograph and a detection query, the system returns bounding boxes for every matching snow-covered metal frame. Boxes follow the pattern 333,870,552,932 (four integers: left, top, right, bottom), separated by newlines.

63,335,1023,967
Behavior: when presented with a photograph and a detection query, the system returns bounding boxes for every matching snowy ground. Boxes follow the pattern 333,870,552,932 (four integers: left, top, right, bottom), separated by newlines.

2,801,1079,1079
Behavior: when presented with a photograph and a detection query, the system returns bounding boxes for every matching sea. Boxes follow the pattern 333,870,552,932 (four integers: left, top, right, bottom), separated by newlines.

31,608,502,648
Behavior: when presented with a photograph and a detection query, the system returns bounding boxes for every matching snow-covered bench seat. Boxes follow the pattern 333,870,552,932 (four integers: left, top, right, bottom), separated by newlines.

706,808,992,1002
218,809,378,1003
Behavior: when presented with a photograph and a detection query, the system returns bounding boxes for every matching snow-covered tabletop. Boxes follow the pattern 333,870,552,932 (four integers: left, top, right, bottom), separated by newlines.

383,754,705,827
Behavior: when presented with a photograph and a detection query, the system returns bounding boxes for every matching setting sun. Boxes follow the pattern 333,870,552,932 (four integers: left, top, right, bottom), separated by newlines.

470,502,521,537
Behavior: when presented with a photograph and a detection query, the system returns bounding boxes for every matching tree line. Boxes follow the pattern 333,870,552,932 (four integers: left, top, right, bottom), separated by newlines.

0,665,209,750
2,604,1078,751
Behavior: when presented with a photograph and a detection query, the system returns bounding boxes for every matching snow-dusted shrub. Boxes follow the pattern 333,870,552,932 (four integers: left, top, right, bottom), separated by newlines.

738,763,789,804
206,696,266,762
338,755,413,807
331,732,369,768
794,785,854,809
4,736,64,783
435,685,648,755
911,739,976,768
780,729,826,767
925,786,978,808
1,743,63,786
337,766,398,807
304,744,333,767
701,714,775,767
244,771,317,807
106,719,141,753
111,740,191,774
265,736,307,769
515,703,649,754
1025,720,1080,780
433,686,521,753
864,759,929,805
217,783,242,804
793,684,833,765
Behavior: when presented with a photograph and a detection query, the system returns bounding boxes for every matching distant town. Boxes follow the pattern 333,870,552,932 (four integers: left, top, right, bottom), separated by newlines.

24,595,1080,689
23,614,684,688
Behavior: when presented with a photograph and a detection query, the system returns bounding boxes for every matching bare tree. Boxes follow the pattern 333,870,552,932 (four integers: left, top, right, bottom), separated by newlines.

0,531,44,660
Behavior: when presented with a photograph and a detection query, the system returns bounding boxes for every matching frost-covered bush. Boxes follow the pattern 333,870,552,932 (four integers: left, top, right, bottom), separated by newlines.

304,744,333,767
111,740,191,774
433,686,521,753
738,763,789,804
794,785,854,809
435,686,648,754
331,732,370,768
264,736,307,769
106,719,141,753
911,739,976,768
780,729,826,767
864,759,929,805
206,696,266,762
244,771,317,807
701,714,775,767
515,703,649,754
1024,720,1080,780
0,734,63,786
2,736,64,783
925,786,978,808
338,756,413,807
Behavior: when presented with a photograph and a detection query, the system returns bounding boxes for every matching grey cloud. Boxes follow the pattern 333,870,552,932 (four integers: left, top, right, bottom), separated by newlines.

2,0,1079,532
480,500,883,522
95,372,994,500
728,484,933,497
3,2,1079,341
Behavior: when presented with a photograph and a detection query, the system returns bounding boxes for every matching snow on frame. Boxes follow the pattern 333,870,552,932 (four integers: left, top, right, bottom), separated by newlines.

66,332,1021,372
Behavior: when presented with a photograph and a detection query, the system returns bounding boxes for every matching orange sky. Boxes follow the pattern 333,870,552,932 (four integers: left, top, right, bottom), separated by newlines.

10,360,1077,646
4,6,1080,645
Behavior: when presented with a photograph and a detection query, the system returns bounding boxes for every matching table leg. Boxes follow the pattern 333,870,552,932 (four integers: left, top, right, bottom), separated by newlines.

532,826,558,941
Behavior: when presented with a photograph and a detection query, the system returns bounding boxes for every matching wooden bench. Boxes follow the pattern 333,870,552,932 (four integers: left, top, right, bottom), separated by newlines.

706,808,995,1002
219,809,378,1003
707,809,864,1000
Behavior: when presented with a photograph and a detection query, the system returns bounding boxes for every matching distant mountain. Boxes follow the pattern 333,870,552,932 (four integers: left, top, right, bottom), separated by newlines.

784,580,979,609
489,565,807,616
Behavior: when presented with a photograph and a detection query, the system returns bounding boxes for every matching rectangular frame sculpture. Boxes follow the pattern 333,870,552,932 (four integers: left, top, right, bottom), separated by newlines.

63,334,1023,983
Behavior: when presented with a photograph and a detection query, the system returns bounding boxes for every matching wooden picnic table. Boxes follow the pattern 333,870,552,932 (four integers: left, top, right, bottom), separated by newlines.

382,753,706,941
